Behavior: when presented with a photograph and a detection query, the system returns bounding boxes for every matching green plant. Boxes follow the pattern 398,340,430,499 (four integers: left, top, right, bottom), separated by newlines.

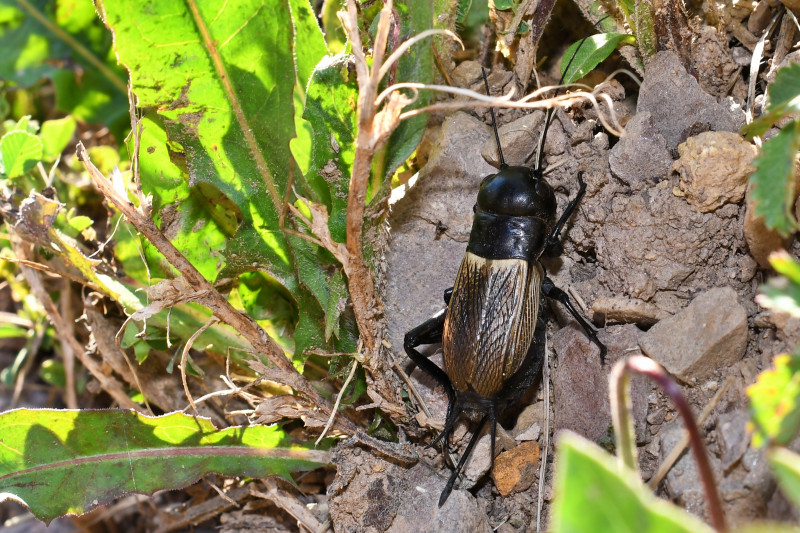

0,0,463,521
742,63,800,237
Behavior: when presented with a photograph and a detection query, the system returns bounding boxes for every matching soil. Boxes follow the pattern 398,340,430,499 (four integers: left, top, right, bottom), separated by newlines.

335,19,800,533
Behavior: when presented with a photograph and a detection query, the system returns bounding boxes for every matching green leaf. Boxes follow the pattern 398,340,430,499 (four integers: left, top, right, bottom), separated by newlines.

100,2,348,357
747,352,800,447
40,116,77,161
771,250,800,285
0,130,43,177
0,409,329,522
289,0,328,90
300,55,358,242
0,322,27,339
372,0,434,197
770,447,800,511
749,120,800,237
494,0,514,10
551,433,714,533
0,0,128,135
768,63,800,110
320,0,347,54
136,114,235,282
561,33,636,85
758,252,800,319
99,0,298,282
743,63,800,138
325,269,347,341
39,359,85,392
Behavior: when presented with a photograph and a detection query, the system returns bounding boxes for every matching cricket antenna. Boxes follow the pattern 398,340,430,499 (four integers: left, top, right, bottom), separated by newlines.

481,67,507,169
534,16,610,172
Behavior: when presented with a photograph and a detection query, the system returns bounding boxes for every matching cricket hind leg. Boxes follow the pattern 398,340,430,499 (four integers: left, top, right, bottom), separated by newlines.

404,309,459,452
438,415,489,507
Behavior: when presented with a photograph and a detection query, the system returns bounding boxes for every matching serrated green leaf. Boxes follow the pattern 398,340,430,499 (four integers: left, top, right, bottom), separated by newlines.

300,55,357,243
770,447,800,512
768,63,800,111
372,0,434,196
0,129,43,177
0,409,328,522
750,120,800,237
99,0,298,282
289,0,328,90
551,433,714,533
99,2,352,361
325,269,347,341
561,32,636,85
747,353,800,447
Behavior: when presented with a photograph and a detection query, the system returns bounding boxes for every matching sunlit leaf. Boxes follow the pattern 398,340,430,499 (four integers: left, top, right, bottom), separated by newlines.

300,55,358,242
0,409,328,522
0,129,42,177
40,115,76,161
0,322,27,339
747,352,800,447
561,33,636,85
758,251,800,319
551,433,714,533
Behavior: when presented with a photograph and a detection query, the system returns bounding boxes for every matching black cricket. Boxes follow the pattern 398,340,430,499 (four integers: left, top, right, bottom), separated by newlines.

403,68,607,506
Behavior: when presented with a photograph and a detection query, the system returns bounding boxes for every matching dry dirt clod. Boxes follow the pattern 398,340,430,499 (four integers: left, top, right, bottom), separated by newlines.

480,111,547,167
608,112,673,187
691,26,740,99
328,443,491,533
672,131,757,213
553,324,648,443
718,409,750,471
747,1,774,34
639,287,748,382
491,441,540,497
591,295,671,327
637,51,744,151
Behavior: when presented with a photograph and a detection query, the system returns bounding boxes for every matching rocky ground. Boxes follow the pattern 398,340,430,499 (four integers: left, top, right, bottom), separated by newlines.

332,42,800,532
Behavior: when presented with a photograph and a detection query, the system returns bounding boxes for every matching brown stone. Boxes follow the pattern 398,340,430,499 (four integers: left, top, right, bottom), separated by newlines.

491,441,540,496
